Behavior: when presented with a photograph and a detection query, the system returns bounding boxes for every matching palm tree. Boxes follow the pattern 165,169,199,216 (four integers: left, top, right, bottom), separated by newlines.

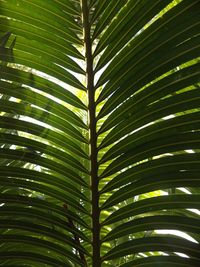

0,0,200,266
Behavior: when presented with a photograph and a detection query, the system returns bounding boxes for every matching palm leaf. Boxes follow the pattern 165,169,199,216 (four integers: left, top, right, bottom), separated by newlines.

0,0,199,266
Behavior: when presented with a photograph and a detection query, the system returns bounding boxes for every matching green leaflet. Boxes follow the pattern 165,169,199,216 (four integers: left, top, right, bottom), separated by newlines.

101,153,200,193
96,1,199,105
102,194,200,225
100,115,200,178
103,215,200,241
0,206,89,241
0,194,89,228
0,234,84,266
0,132,89,174
0,48,86,90
102,236,200,261
0,66,87,110
94,0,171,63
118,256,200,267
0,251,70,267
98,63,200,135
